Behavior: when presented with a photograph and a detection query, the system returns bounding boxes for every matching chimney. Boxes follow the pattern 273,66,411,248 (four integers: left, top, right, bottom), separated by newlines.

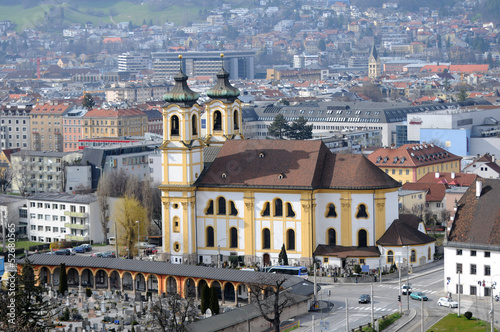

435,172,440,178
476,180,482,199
492,154,495,163
451,172,455,179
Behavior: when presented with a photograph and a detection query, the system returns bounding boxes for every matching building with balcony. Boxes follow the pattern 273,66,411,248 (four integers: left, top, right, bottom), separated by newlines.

0,194,28,239
27,193,105,244
10,150,82,195
62,106,88,152
0,103,33,150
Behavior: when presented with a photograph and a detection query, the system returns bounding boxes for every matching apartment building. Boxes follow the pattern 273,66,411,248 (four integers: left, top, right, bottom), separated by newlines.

62,106,88,152
0,103,33,149
27,193,104,244
82,108,148,139
117,52,150,73
30,101,72,152
10,150,82,195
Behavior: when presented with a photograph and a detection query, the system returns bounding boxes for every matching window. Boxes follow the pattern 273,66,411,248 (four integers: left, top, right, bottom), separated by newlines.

230,227,238,248
274,199,283,217
60,216,66,222
485,265,491,276
45,203,50,209
80,206,86,213
173,216,180,233
233,110,239,130
428,247,431,260
170,115,180,136
262,228,271,249
286,229,295,250
261,202,270,216
358,229,367,247
456,249,462,255
213,111,222,131
356,204,368,219
52,216,58,221
206,226,214,247
30,202,35,207
485,251,491,257
471,250,476,256
52,204,58,209
326,203,337,218
410,249,416,263
70,205,76,212
470,286,477,295
19,209,27,218
38,226,43,231
286,203,295,217
60,204,65,210
217,197,226,215
192,114,198,135
327,228,336,246
323,257,328,263
470,264,476,275
387,250,394,263
53,227,58,232
229,201,238,216
205,200,214,215
456,263,462,274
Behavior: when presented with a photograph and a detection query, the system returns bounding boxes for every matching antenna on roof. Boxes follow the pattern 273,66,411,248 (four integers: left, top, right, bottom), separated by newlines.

220,53,224,69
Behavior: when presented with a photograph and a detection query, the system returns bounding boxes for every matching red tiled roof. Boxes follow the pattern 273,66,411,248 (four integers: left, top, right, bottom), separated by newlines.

376,219,435,246
313,245,380,258
367,144,462,168
198,140,400,190
32,103,71,115
401,182,446,202
84,108,146,118
449,64,489,73
417,172,477,187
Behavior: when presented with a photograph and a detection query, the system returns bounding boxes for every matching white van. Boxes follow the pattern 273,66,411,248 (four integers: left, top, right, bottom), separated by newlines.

108,237,116,245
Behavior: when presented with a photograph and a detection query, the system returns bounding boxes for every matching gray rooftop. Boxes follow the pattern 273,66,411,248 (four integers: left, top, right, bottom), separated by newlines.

19,255,304,286
28,193,98,204
0,194,26,205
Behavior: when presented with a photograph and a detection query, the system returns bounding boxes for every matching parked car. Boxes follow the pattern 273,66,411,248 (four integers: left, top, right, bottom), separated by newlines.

437,297,458,308
81,244,92,252
101,251,116,258
66,248,76,255
136,242,156,249
91,252,103,258
402,284,412,295
55,249,70,255
410,292,428,301
358,294,371,304
74,246,86,253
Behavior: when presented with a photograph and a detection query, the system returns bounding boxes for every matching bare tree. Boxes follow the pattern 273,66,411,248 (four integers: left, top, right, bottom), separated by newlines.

0,167,12,194
96,175,111,243
250,276,293,332
107,169,129,197
150,293,199,332
11,151,32,196
142,181,162,233
125,175,143,202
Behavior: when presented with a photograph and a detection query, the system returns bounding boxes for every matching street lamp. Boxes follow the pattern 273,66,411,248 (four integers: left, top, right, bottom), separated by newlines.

136,220,140,259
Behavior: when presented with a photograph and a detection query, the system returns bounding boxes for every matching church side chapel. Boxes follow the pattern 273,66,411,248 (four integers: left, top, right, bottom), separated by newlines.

160,54,434,271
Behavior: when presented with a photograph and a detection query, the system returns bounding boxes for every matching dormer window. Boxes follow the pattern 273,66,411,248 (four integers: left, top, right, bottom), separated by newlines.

259,152,265,158
278,173,285,179
221,172,227,178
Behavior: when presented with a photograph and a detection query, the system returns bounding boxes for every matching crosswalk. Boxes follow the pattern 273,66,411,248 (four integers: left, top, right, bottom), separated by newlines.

376,283,438,295
336,306,395,312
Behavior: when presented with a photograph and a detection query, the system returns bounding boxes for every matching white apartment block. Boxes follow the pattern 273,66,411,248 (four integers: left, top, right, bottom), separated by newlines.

27,193,104,244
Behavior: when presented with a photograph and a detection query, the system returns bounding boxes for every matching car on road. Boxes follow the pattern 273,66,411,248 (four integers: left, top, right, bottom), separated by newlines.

402,284,412,295
358,294,371,304
437,297,458,308
101,251,116,258
55,249,70,255
65,248,76,255
91,252,103,258
74,246,86,253
81,244,92,252
410,291,428,301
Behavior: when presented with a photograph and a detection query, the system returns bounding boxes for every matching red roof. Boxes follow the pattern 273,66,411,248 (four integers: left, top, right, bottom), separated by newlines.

402,182,446,202
367,144,462,168
417,172,478,187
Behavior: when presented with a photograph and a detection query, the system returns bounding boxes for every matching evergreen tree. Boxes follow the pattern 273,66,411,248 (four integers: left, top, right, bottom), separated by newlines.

200,284,210,314
82,93,95,110
267,114,289,139
278,244,288,265
457,88,468,102
287,116,313,140
209,287,220,315
0,259,56,331
58,263,68,296
318,39,326,52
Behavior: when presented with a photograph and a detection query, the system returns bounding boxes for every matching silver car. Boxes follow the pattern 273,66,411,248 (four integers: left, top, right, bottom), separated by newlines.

437,297,458,308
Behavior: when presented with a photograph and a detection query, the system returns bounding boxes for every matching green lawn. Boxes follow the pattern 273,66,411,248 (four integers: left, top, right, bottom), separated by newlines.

0,240,43,252
0,1,208,31
427,314,497,331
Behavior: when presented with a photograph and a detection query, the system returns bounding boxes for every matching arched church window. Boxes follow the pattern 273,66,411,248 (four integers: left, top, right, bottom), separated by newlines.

356,204,369,219
387,250,394,263
217,197,226,215
262,228,270,249
261,202,270,216
233,110,239,130
327,228,336,245
206,226,214,247
213,111,222,131
326,203,337,218
205,200,214,215
229,201,238,216
170,115,179,136
230,227,238,248
411,249,417,263
428,247,431,260
274,198,283,217
286,203,295,217
192,114,198,135
357,229,367,247
173,216,180,233
286,229,295,250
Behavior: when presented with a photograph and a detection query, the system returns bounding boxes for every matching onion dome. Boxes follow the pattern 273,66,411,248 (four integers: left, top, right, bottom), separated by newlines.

206,54,240,102
163,55,200,104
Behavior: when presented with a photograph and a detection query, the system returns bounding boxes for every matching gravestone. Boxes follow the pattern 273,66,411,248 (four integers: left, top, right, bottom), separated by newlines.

101,300,106,312
205,308,212,318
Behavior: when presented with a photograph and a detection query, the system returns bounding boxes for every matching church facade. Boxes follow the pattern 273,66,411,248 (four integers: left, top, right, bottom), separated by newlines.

160,55,403,268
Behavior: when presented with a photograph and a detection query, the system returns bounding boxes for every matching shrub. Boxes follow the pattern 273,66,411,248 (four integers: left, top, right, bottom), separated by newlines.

464,311,473,319
86,287,92,297
62,307,70,321
378,312,402,330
